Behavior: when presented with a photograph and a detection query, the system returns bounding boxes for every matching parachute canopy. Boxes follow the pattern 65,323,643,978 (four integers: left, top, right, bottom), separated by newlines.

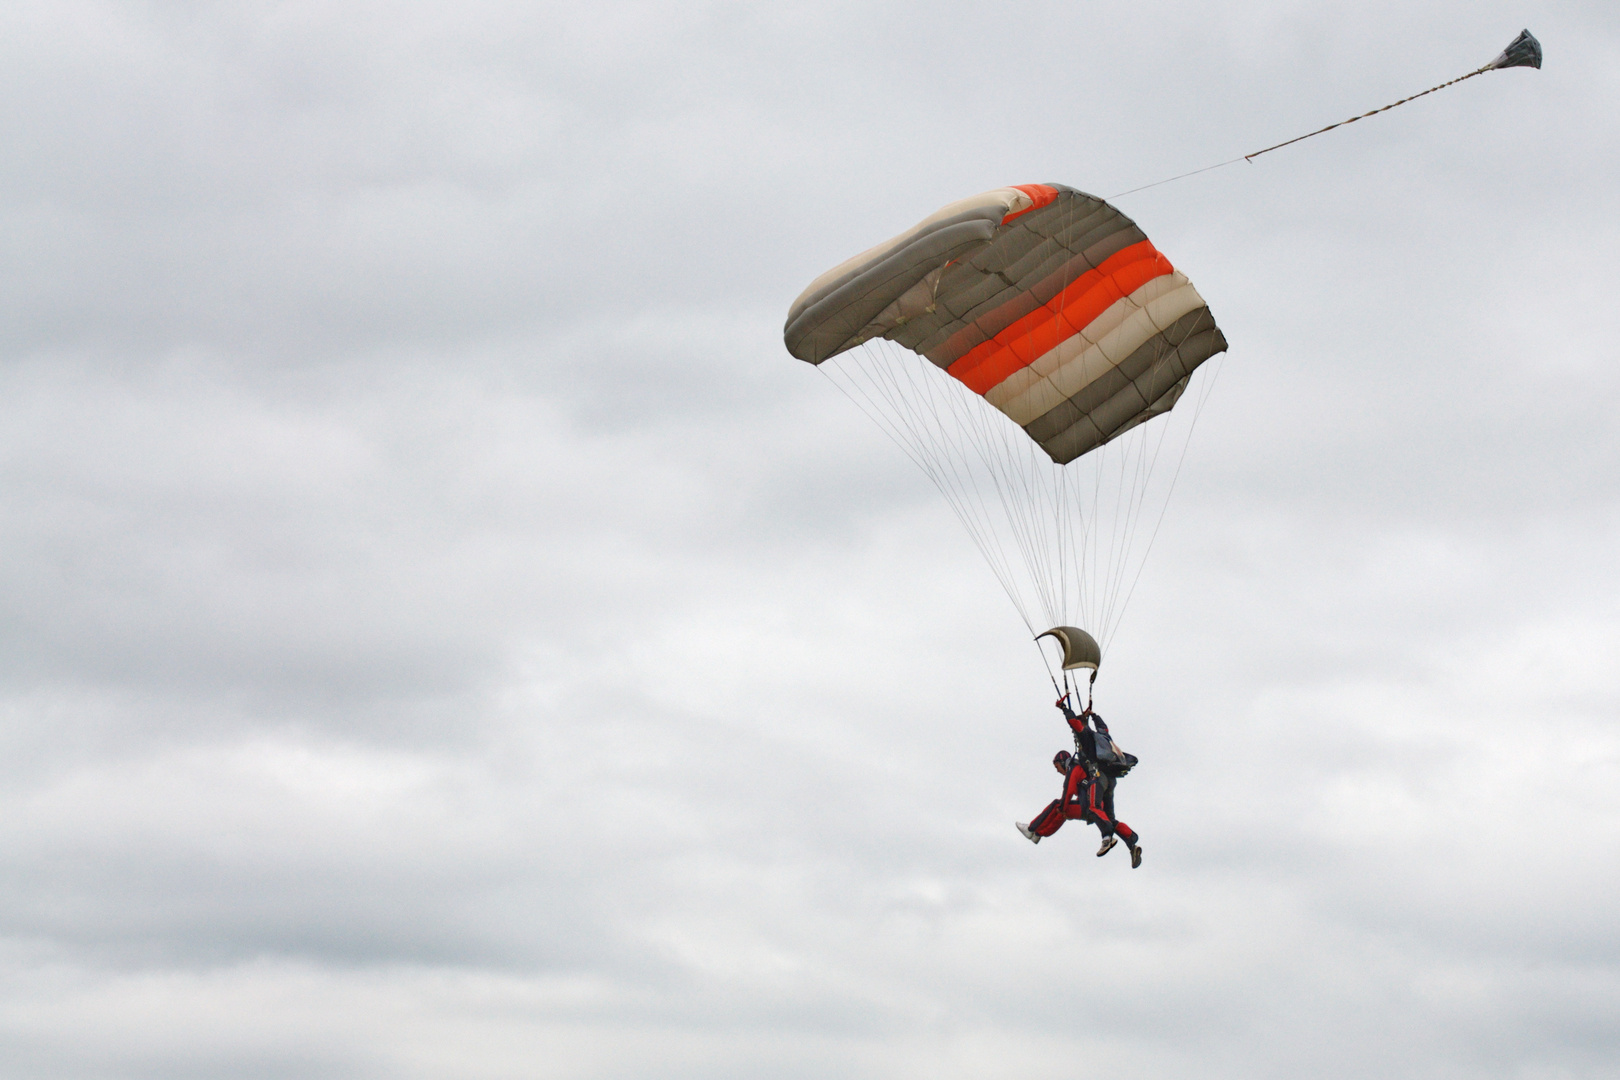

785,184,1227,465
1037,626,1102,672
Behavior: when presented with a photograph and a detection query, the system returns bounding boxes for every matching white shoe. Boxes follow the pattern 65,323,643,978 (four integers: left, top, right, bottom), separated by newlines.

1016,822,1040,844
1096,835,1119,857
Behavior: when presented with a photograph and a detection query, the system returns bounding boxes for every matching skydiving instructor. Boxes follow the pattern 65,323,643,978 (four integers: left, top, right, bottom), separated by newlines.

1017,694,1142,867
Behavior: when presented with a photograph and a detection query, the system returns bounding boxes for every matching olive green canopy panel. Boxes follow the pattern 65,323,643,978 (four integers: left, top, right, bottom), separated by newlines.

785,184,1227,466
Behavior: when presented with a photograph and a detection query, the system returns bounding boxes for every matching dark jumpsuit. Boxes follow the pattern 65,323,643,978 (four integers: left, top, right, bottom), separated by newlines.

1028,701,1139,848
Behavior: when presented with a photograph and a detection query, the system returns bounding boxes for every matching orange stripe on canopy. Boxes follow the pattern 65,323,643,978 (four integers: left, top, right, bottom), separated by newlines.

947,240,1173,396
1001,184,1059,223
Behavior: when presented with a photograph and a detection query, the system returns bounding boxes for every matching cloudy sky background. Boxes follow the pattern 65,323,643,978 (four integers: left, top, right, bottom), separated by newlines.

1,2,1616,1077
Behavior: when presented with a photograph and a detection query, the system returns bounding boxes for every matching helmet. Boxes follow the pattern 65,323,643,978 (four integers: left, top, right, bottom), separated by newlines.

1052,750,1073,773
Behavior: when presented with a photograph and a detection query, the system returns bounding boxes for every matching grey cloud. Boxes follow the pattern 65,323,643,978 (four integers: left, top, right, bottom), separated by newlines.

1,1,1617,1078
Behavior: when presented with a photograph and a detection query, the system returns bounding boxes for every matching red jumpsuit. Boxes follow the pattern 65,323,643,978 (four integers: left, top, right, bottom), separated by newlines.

1027,703,1139,847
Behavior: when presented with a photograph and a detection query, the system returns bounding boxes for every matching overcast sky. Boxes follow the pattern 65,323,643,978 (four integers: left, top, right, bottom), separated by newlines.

1,2,1616,1078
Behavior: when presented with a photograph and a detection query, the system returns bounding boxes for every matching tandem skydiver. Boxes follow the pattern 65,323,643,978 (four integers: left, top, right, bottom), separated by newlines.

1017,693,1142,868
